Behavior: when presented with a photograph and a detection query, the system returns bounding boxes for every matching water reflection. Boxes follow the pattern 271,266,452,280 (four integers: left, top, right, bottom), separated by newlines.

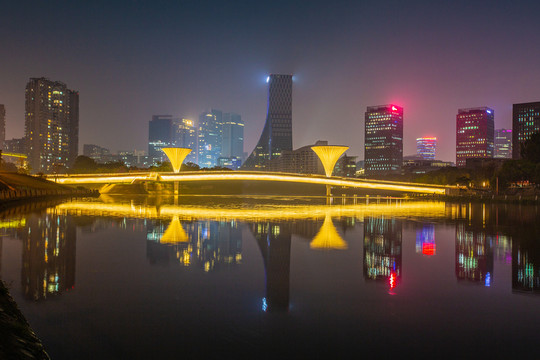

1,197,539,308
251,222,291,313
455,223,494,286
416,224,435,256
21,210,76,300
363,217,402,292
146,219,242,271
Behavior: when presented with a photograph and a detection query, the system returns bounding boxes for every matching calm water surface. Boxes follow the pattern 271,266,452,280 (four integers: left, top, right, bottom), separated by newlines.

0,196,538,359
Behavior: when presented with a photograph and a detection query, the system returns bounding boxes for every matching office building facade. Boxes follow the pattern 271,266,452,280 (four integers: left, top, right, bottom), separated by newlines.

456,107,494,167
364,104,403,175
198,109,223,168
24,77,79,173
243,74,292,169
148,115,175,164
512,102,540,159
494,129,512,159
221,112,244,166
416,137,436,160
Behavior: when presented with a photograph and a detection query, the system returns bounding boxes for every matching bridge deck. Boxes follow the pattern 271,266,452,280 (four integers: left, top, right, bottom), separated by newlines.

45,171,454,195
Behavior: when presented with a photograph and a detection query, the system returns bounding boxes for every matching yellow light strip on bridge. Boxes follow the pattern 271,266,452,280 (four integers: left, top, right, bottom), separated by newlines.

50,172,449,194
55,200,448,221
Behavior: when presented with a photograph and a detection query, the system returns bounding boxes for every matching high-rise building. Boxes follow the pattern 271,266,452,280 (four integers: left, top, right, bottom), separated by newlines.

221,112,244,161
416,137,437,160
243,74,292,169
24,77,79,173
148,115,175,164
174,118,197,164
456,107,494,167
512,101,540,159
0,104,5,151
198,109,223,168
494,129,512,159
364,104,403,175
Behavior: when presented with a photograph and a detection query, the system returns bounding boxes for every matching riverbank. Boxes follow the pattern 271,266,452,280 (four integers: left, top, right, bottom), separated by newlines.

0,172,98,210
0,281,50,359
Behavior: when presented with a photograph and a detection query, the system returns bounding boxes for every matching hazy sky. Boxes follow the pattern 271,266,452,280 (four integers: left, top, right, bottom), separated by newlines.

1,0,540,162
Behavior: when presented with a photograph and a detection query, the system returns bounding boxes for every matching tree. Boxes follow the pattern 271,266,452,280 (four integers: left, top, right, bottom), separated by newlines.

521,132,540,163
71,156,98,173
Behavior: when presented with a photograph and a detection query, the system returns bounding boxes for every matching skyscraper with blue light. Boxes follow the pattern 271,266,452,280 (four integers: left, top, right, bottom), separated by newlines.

198,109,223,168
220,112,244,168
416,137,437,160
242,74,292,169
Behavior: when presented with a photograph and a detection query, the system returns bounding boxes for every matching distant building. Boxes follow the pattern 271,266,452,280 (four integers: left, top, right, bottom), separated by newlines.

117,150,150,168
174,118,197,164
512,101,540,159
266,140,326,175
148,115,175,164
4,138,25,154
335,154,358,177
221,112,244,166
416,137,436,160
83,144,111,162
24,77,79,173
0,105,5,151
217,156,242,170
494,129,512,159
364,104,403,176
456,107,494,167
243,74,292,169
402,156,453,175
198,110,223,168
148,115,196,165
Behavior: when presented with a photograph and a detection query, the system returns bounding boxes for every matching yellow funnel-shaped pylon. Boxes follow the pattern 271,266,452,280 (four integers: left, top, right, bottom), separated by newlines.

162,147,192,173
310,215,348,250
311,145,349,177
160,216,189,244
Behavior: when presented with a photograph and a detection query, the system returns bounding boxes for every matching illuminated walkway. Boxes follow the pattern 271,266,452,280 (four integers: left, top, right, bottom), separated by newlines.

47,171,454,195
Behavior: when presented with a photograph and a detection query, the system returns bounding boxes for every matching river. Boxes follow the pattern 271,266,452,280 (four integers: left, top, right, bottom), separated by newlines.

0,195,538,359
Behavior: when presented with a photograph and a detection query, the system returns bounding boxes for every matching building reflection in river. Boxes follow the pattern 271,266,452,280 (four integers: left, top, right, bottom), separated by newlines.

146,219,242,271
251,222,291,313
512,233,540,294
416,223,435,256
20,209,76,301
363,217,402,292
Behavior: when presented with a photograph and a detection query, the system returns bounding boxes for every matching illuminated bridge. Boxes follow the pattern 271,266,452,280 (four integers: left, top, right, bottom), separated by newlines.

46,170,457,195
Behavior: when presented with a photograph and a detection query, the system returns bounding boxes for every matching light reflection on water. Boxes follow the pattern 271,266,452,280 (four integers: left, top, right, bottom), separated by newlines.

0,196,538,359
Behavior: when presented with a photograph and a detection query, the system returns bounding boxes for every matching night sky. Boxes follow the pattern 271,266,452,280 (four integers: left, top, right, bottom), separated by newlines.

1,0,540,162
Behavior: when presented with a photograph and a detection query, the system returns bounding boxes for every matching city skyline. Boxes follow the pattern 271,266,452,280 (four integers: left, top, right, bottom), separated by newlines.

1,1,540,162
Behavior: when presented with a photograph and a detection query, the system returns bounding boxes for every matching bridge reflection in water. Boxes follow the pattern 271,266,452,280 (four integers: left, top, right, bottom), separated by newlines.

2,198,539,312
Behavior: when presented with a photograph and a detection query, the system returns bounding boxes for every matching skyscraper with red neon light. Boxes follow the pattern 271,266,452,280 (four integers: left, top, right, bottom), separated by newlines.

364,104,403,175
456,107,494,167
416,137,437,160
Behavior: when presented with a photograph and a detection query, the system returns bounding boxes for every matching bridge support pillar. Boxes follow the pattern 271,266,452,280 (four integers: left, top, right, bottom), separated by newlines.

174,181,179,196
326,184,331,197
